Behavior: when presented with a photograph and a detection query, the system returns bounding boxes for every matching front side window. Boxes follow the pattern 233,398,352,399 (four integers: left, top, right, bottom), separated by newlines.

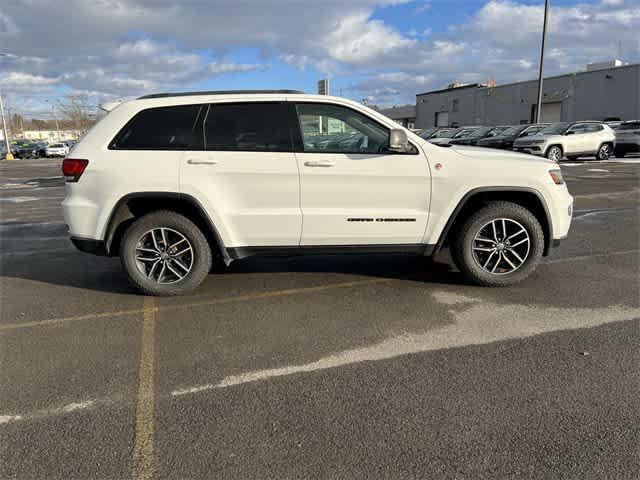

295,103,389,154
567,124,589,135
204,103,292,152
110,105,204,150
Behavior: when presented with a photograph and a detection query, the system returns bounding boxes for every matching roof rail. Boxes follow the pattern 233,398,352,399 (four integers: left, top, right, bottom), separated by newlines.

137,90,305,100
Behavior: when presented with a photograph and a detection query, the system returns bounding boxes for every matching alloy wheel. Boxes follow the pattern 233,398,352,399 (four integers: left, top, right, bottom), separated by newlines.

471,218,531,275
548,147,562,162
598,144,610,160
134,228,194,284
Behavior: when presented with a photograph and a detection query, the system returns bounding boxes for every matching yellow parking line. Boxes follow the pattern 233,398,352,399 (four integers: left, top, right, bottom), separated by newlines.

0,278,389,332
132,297,156,480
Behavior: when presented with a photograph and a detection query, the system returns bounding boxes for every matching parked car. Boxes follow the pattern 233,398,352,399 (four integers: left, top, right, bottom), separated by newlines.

613,120,640,157
476,124,548,150
63,90,573,295
11,141,39,158
449,126,511,146
429,126,483,146
46,143,70,157
513,121,616,161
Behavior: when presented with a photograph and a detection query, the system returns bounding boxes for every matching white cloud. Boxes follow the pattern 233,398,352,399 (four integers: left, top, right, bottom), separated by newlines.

210,62,270,74
0,0,639,111
325,13,416,64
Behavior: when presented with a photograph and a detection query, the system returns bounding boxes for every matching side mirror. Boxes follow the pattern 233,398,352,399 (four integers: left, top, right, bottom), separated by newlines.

389,129,410,153
565,131,575,135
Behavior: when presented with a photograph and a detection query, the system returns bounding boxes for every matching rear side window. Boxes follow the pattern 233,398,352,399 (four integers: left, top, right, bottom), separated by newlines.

204,103,292,152
110,105,204,150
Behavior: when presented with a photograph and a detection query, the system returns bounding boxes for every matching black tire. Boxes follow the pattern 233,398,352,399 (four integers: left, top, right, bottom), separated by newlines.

597,143,612,160
451,202,544,287
120,210,212,296
546,145,563,162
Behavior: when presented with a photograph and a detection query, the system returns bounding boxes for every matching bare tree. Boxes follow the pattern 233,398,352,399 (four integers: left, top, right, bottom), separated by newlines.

56,94,96,132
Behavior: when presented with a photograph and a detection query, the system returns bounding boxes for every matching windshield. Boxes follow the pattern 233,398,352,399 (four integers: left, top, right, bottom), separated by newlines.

431,128,457,138
418,128,438,139
616,122,640,131
50,143,64,148
520,125,545,137
466,127,493,138
485,126,510,137
501,125,526,136
454,127,480,139
539,122,571,135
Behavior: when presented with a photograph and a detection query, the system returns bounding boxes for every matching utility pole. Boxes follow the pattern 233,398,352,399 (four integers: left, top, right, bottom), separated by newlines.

52,104,61,141
0,91,13,160
0,53,16,159
535,0,550,124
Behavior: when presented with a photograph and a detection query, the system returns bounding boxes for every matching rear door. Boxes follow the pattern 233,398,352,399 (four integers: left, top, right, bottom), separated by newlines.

583,123,604,153
180,101,302,247
293,101,430,246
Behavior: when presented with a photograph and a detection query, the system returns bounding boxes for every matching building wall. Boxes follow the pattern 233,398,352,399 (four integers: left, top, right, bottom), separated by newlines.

416,64,640,128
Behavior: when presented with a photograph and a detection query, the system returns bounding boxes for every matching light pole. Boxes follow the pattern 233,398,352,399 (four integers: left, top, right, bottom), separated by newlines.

0,91,13,160
535,0,550,124
0,52,15,160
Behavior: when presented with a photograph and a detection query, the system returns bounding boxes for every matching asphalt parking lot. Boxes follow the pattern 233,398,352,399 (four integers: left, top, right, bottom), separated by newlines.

1,156,639,479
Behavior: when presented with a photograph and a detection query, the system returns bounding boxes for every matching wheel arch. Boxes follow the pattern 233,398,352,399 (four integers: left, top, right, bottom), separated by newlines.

434,187,554,257
103,192,230,264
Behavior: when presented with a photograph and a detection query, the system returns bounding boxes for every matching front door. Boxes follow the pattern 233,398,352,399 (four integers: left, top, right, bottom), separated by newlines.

180,101,302,247
293,102,430,246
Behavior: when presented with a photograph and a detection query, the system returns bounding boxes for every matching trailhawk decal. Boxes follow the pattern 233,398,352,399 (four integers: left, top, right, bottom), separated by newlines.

347,218,417,223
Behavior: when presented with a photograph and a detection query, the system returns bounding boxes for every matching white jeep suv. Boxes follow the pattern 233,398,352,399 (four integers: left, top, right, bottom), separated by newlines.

62,90,573,296
513,121,616,162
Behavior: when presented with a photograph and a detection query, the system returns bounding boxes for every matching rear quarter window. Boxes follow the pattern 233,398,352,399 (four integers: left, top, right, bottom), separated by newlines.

109,105,204,150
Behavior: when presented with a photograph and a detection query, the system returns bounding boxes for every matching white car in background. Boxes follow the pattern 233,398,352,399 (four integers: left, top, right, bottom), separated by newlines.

513,121,616,161
46,143,70,157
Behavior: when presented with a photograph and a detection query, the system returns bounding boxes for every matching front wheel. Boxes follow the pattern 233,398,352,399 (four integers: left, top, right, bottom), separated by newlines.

451,202,544,287
120,210,212,296
546,146,563,162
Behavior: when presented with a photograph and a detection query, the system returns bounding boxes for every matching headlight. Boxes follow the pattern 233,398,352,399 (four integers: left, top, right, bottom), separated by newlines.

549,169,564,185
528,139,545,145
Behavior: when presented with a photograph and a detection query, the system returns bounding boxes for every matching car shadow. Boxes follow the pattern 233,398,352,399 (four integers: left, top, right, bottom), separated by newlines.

1,250,469,296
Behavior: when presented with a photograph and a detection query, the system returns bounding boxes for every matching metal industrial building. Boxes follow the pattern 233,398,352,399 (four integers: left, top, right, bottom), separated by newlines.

377,105,416,129
415,63,640,128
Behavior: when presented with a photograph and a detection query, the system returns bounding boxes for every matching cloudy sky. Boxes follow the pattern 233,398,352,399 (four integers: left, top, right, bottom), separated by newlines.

1,0,639,118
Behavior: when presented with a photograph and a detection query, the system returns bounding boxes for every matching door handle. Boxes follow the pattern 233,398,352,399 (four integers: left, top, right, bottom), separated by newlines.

187,159,217,165
304,160,335,168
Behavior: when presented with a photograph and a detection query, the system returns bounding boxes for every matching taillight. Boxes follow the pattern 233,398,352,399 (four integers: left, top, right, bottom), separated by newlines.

62,158,89,182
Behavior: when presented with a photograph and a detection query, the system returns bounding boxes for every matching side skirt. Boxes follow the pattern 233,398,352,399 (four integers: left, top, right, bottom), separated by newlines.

227,244,436,261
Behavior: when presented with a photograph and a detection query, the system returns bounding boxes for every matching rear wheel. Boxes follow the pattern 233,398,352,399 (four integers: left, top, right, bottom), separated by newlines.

451,202,544,287
597,143,612,160
120,210,212,296
546,145,563,162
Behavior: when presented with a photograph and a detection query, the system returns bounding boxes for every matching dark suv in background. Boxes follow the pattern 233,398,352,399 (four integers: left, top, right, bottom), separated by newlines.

614,121,640,157
449,125,511,146
476,124,548,150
